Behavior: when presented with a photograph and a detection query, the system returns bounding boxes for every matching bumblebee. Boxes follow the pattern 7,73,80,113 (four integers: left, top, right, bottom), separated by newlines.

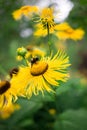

30,57,39,65
0,80,10,94
10,68,19,77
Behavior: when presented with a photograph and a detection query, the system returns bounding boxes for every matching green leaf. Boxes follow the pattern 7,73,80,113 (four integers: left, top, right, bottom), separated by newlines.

54,109,87,130
55,78,87,112
79,0,87,5
7,98,43,125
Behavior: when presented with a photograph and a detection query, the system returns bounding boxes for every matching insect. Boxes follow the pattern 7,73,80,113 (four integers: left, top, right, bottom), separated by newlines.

0,80,10,95
30,57,39,66
10,68,19,77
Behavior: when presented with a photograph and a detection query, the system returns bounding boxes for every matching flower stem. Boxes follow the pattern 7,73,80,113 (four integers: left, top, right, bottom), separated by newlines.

23,56,29,66
47,23,51,55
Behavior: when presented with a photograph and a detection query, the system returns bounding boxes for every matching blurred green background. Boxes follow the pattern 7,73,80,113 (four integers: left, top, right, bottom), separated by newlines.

0,0,87,130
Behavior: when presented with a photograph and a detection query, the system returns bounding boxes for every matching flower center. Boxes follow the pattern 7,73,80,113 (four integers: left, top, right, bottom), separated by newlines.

30,61,48,76
0,81,10,95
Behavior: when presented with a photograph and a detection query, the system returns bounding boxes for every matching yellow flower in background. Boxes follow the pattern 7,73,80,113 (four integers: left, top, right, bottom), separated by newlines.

26,45,45,58
40,8,55,30
49,108,56,115
34,22,70,36
34,22,85,40
10,51,70,98
55,23,85,41
12,5,38,20
16,46,45,61
34,23,54,36
34,7,55,36
12,5,84,40
55,22,71,31
0,103,20,119
0,80,18,108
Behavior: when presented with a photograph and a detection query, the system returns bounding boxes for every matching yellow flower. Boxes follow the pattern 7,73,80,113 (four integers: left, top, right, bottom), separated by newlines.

40,8,55,30
16,46,45,61
12,5,38,20
10,51,70,98
34,23,54,36
26,45,45,58
34,22,69,36
0,103,20,119
55,22,71,31
49,109,56,115
55,23,85,41
34,22,85,40
34,7,55,36
0,80,18,108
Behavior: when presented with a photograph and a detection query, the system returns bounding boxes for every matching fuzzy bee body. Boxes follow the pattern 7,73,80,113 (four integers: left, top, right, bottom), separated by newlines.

30,57,39,65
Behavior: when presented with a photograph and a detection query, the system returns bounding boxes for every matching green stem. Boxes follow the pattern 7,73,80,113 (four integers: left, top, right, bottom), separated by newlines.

47,23,51,55
23,56,29,66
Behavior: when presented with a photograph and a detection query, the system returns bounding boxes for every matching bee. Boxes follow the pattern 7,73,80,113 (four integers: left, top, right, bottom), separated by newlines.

10,68,19,78
30,57,39,66
0,80,10,95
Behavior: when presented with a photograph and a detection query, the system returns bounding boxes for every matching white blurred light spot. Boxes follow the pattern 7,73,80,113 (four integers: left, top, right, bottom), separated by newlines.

20,28,33,38
52,0,74,22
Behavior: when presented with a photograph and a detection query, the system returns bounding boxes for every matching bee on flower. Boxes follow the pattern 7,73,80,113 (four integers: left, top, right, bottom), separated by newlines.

16,46,45,61
10,50,70,98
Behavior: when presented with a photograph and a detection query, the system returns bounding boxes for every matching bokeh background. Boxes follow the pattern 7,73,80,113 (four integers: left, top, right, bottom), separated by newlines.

0,0,87,130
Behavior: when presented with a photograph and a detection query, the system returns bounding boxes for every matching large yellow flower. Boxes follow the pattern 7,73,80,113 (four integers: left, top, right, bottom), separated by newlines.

10,51,70,98
0,80,18,108
12,5,38,20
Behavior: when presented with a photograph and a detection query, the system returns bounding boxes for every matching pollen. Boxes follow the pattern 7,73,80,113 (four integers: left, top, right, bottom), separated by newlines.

0,81,10,95
30,61,48,76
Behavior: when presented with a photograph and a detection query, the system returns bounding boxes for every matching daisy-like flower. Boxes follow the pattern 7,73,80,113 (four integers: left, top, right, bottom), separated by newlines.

34,22,85,41
10,51,70,98
0,80,18,108
39,8,55,31
0,103,20,119
55,23,85,41
12,5,38,20
33,7,56,36
35,0,74,22
13,6,55,34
